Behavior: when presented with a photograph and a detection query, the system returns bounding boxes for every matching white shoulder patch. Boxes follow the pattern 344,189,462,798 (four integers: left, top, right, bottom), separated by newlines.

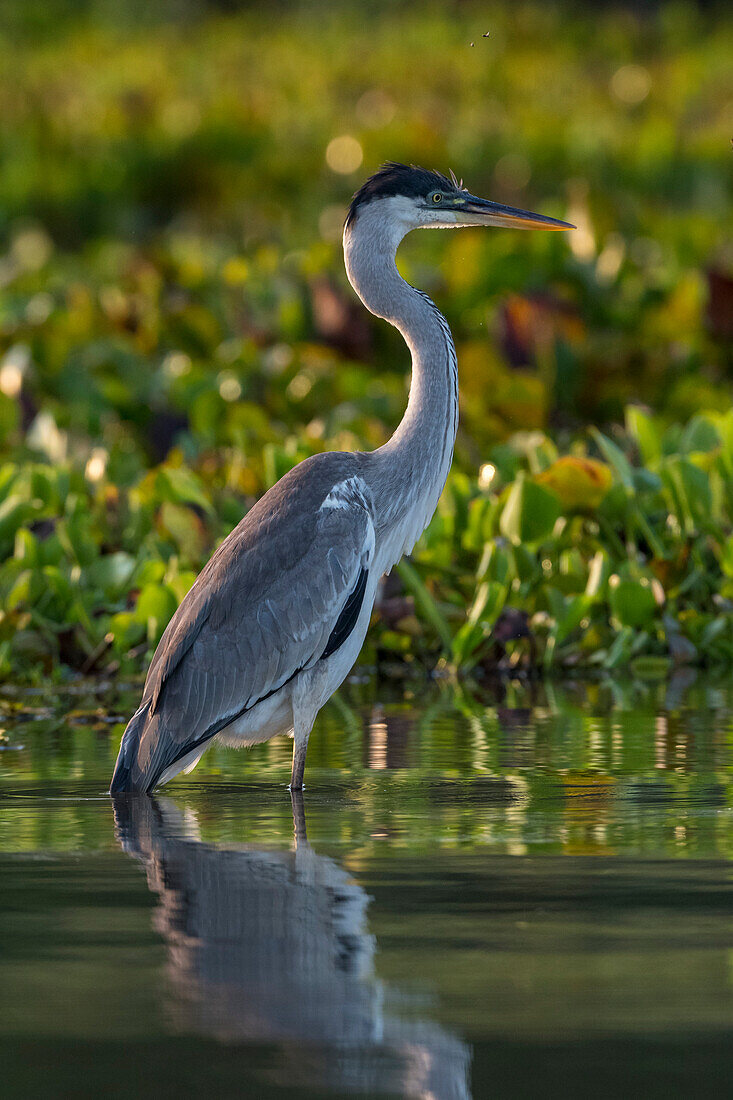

320,475,372,514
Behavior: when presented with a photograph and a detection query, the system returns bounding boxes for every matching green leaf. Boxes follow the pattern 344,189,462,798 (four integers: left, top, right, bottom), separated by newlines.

590,428,634,490
632,468,663,494
57,512,98,567
6,569,43,610
463,496,496,552
168,570,198,603
158,500,207,563
31,465,71,509
661,457,712,532
625,406,662,465
396,559,453,653
37,566,75,621
630,655,671,679
156,465,214,515
0,495,39,556
450,621,486,667
553,592,591,645
14,528,39,566
680,415,721,455
135,560,167,587
603,626,635,668
134,583,179,645
715,410,733,476
609,580,657,628
86,552,137,597
0,463,19,504
499,474,561,545
110,611,146,652
0,392,19,441
477,542,512,586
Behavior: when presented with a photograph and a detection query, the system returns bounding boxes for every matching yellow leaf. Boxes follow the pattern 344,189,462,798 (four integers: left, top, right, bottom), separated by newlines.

536,456,612,510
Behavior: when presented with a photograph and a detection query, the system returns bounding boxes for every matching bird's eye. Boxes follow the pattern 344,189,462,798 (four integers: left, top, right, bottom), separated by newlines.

431,192,443,204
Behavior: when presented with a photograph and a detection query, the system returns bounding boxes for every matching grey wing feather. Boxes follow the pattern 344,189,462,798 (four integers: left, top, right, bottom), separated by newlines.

112,455,375,791
165,498,372,728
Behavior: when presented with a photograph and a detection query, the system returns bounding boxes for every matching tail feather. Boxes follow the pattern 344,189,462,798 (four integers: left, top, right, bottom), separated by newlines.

110,700,155,794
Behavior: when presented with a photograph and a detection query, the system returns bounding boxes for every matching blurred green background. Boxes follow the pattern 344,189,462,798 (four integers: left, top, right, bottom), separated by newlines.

0,0,731,682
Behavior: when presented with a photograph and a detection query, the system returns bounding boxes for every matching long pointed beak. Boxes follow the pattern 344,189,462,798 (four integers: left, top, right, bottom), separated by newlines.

456,194,575,231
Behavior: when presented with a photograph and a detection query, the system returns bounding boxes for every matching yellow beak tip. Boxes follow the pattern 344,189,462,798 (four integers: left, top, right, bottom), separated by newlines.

540,219,576,232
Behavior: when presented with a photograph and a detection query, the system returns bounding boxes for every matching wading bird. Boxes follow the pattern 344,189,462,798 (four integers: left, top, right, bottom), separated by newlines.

110,163,573,794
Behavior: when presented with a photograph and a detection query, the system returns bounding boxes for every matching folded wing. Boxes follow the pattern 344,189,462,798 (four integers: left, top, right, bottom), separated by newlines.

111,456,375,792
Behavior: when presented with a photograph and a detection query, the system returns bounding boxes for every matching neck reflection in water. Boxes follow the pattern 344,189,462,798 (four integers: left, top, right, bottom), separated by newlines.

113,793,471,1099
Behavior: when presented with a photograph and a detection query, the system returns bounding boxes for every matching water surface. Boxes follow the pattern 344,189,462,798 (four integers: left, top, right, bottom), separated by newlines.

3,674,733,1097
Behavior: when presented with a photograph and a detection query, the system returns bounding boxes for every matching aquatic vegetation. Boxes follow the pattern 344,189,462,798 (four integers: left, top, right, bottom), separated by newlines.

0,1,730,681
3,406,733,680
403,409,733,673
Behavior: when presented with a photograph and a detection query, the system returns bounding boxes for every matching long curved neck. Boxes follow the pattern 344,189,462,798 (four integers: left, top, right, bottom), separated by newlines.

343,207,458,558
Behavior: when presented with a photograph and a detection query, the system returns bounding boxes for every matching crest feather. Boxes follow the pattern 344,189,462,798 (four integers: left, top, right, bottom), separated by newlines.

345,162,463,229
448,168,466,191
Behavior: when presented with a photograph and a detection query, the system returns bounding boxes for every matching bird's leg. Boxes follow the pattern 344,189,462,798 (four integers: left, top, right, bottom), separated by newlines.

290,711,314,791
290,681,318,791
290,788,307,848
290,734,309,791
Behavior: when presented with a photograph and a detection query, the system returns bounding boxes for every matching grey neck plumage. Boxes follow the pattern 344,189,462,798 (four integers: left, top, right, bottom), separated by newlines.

343,203,459,568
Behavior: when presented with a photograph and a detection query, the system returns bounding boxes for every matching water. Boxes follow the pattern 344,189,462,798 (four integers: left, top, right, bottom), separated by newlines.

3,673,733,1098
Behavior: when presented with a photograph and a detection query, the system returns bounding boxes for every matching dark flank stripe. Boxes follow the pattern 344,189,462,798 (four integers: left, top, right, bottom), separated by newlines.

321,566,368,659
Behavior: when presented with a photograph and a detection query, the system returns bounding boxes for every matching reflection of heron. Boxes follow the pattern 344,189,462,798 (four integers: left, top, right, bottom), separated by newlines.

110,163,572,793
113,793,471,1099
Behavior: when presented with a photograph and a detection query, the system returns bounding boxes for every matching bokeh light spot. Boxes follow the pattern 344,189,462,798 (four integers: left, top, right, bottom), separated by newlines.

478,463,497,490
611,64,651,105
218,374,242,402
0,345,30,398
326,135,363,175
85,447,108,482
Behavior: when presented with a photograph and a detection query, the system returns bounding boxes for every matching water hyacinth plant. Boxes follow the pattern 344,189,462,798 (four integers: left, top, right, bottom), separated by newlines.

0,0,730,683
2,406,733,682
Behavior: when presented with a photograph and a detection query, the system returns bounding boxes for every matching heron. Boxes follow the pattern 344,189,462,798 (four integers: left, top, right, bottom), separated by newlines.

110,162,573,794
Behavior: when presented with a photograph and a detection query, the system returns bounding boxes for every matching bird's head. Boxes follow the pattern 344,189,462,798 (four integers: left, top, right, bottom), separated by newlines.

345,162,574,236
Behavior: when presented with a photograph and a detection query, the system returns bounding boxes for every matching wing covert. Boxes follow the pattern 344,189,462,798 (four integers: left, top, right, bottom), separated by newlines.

135,465,375,779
